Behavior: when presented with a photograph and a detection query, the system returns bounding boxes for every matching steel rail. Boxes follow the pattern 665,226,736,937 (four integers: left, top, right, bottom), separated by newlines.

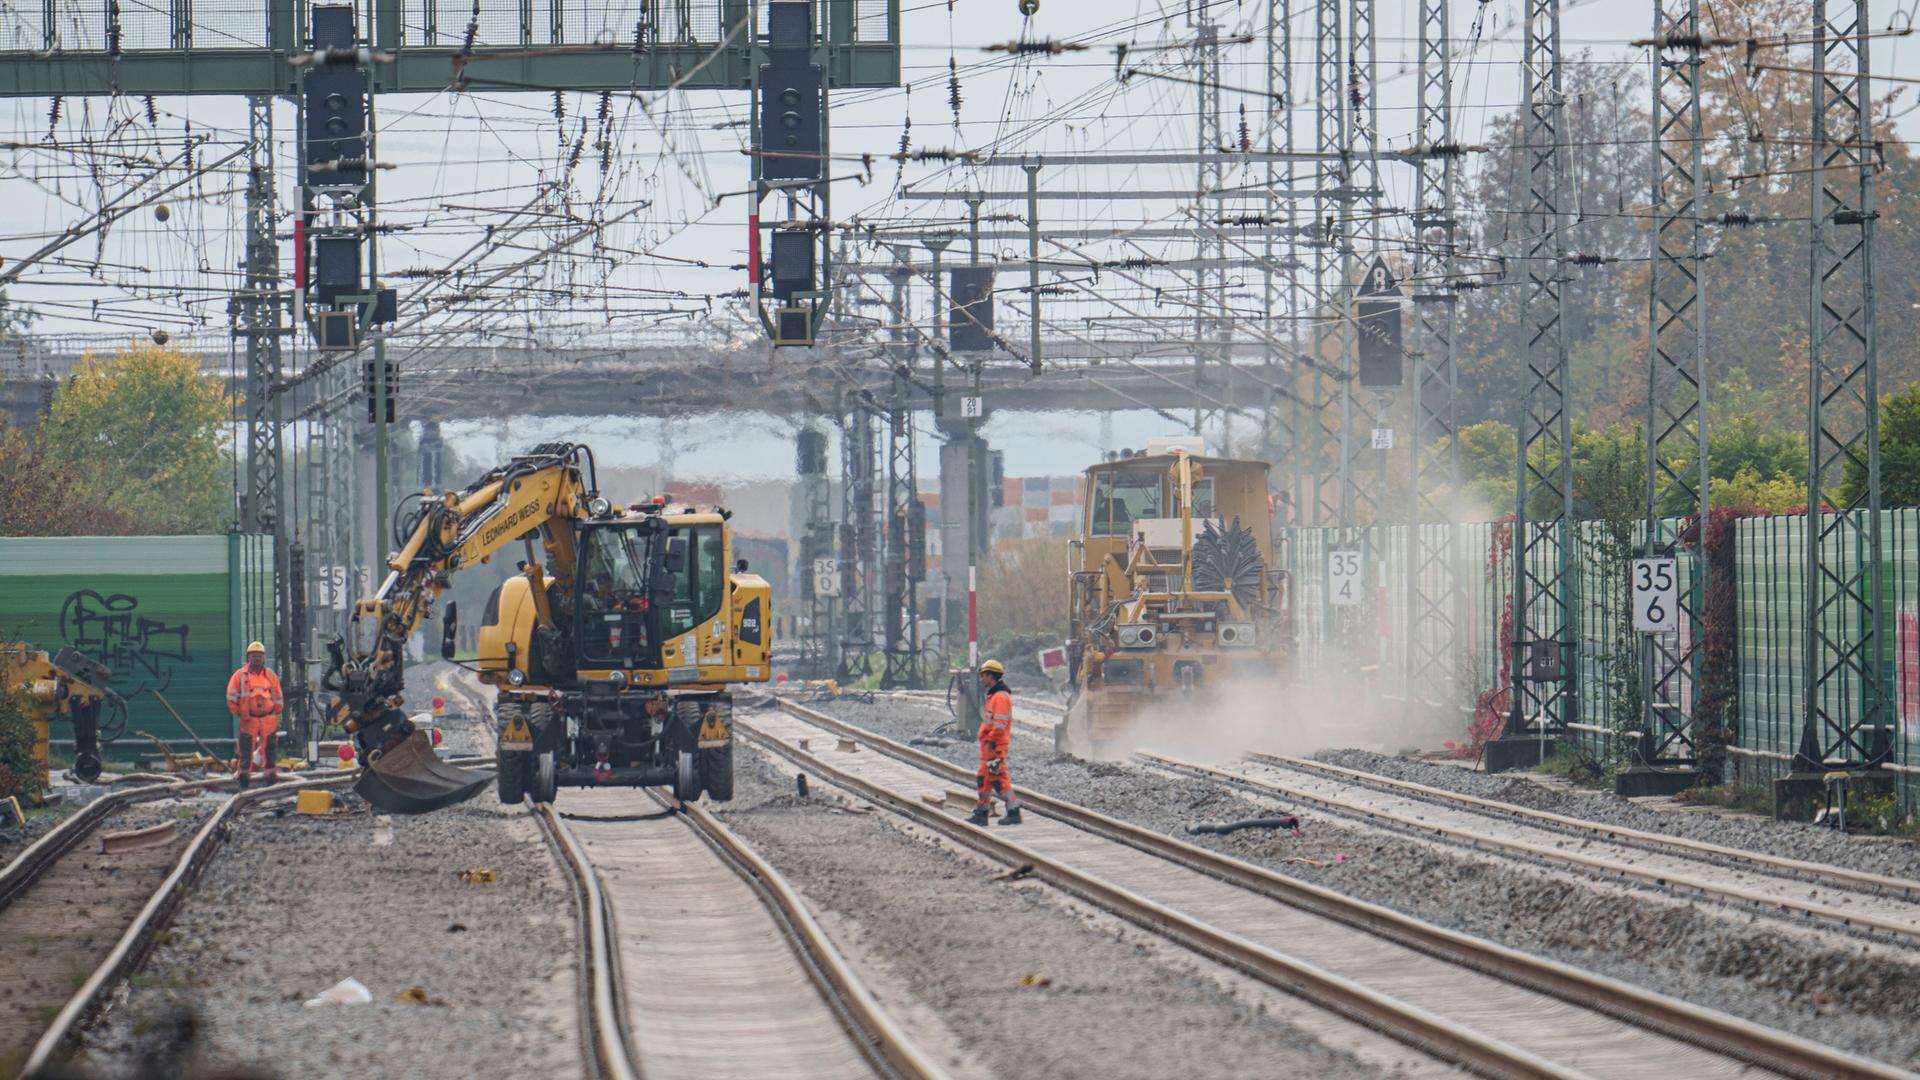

736,713,1565,1080
21,770,365,1076
673,795,951,1080
537,790,947,1080
1144,751,1920,944
0,766,359,910
533,803,645,1080
758,696,1914,1080
0,775,195,909
1246,751,1920,898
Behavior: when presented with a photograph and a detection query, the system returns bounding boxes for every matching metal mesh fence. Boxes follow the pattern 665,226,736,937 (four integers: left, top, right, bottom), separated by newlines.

1278,512,1915,807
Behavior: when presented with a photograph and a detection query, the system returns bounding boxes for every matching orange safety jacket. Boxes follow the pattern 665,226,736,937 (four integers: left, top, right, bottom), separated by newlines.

227,665,284,719
980,685,1013,756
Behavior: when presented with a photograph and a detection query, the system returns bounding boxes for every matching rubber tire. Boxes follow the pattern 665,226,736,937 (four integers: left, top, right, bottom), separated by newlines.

497,748,529,805
699,742,734,802
528,700,559,804
531,751,558,804
674,749,702,803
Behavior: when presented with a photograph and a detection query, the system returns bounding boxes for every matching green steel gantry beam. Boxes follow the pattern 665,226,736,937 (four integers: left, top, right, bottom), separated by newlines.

0,0,899,97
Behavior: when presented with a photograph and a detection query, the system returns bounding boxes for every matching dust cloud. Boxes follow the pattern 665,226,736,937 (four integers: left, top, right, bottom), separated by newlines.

1099,668,1468,767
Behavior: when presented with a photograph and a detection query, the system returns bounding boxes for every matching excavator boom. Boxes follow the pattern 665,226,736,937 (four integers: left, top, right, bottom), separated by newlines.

325,443,602,813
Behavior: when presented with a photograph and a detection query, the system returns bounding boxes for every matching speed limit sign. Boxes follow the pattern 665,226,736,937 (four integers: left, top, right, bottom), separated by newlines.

1327,547,1363,607
812,557,842,598
1631,557,1678,632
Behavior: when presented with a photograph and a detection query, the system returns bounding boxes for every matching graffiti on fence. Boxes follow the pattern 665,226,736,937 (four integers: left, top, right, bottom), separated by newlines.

58,589,191,695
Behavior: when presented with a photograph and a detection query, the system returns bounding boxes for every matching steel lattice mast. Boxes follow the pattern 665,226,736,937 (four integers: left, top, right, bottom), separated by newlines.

1306,0,1345,528
1260,0,1302,522
1194,14,1225,438
1503,0,1577,751
882,256,924,689
1800,0,1888,772
1636,2,1710,774
1337,0,1383,533
1406,0,1461,712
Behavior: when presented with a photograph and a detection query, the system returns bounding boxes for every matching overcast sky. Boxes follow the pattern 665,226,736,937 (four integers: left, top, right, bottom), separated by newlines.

2,0,1915,478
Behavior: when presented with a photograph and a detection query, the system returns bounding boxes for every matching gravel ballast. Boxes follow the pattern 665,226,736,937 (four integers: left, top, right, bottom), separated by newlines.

812,696,1920,1068
1315,748,1920,881
77,794,579,1080
714,742,1425,1080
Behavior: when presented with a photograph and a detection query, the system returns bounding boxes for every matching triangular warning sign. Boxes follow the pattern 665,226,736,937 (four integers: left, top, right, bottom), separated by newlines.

1357,255,1403,298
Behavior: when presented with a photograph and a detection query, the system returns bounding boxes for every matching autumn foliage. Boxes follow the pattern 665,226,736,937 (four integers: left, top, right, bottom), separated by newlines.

9,344,232,536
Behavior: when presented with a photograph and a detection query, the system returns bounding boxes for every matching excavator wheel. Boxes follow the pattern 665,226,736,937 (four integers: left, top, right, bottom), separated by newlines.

528,701,558,804
496,747,529,805
496,701,529,805
699,743,734,802
531,751,558,804
673,750,702,803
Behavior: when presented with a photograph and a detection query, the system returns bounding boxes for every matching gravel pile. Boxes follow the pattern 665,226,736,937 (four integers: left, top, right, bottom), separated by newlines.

1316,749,1920,881
812,697,1920,1068
714,745,1405,1080
77,795,579,1080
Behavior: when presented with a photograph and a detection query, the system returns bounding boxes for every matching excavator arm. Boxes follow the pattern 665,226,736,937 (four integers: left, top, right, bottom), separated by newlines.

323,443,602,813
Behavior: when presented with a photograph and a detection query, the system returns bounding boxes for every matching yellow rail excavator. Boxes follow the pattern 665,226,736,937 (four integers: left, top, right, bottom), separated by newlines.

1060,438,1290,758
1,643,121,797
324,442,772,814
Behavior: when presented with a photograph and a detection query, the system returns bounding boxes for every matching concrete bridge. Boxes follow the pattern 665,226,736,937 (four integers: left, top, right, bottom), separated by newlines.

3,339,1295,430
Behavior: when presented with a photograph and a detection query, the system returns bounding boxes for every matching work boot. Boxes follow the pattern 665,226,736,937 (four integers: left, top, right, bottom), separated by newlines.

966,806,991,827
998,805,1024,826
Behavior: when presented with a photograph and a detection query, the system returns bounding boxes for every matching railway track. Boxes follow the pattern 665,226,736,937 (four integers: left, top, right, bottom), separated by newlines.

12,766,387,1077
748,694,1913,1080
534,783,944,1080
441,670,942,1080
1141,750,1920,945
897,688,1920,943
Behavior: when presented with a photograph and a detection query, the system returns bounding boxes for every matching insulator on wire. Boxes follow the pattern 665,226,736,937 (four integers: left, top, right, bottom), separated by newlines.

143,95,158,127
1566,252,1610,266
1237,105,1250,153
948,57,963,124
46,96,61,137
984,39,1087,54
1718,211,1754,227
460,2,480,57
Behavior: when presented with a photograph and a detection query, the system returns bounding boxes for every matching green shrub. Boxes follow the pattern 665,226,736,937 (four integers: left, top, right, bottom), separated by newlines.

0,675,42,803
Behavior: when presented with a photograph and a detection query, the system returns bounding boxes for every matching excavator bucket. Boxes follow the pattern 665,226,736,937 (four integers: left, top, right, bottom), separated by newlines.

354,732,493,814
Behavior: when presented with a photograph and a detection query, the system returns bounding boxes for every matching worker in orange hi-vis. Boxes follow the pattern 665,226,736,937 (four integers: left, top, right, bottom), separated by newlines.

967,660,1023,827
227,641,284,787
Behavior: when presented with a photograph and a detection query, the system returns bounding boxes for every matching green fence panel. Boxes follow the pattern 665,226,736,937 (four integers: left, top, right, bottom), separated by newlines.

0,533,274,756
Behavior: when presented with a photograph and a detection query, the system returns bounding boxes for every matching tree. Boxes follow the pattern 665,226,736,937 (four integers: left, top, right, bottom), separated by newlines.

1711,465,1804,514
1451,419,1517,517
37,344,234,535
0,418,136,535
1841,383,1920,509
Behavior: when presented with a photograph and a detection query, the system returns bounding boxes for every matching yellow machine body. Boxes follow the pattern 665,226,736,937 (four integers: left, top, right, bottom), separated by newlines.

327,444,772,812
0,643,115,798
1061,448,1290,757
